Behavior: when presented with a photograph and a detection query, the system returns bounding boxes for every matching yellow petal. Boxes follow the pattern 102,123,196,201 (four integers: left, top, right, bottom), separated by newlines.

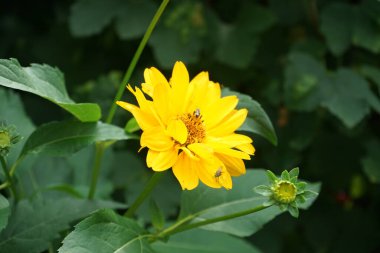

208,109,248,136
218,168,232,190
236,143,255,155
116,101,157,131
147,149,178,171
216,154,246,176
202,96,238,129
172,152,199,190
170,61,191,114
167,119,188,144
152,81,172,122
143,67,170,97
180,147,200,160
206,134,253,148
141,126,173,151
187,143,213,160
212,145,251,160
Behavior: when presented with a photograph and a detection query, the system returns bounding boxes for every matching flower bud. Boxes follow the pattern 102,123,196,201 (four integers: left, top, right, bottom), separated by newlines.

0,122,21,157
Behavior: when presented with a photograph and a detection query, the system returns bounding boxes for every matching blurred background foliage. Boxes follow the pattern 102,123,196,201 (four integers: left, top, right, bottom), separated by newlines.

1,0,380,252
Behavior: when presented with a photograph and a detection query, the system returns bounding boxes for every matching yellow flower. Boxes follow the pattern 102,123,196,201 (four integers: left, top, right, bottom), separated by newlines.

117,62,255,190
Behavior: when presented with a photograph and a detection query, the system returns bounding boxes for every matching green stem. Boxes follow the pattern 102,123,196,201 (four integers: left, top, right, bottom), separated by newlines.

87,143,105,199
1,156,18,199
124,172,164,217
105,0,170,124
157,205,269,238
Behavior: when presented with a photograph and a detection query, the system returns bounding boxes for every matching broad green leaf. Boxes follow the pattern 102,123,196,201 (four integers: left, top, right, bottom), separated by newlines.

284,52,327,111
216,3,275,68
69,0,119,36
0,59,101,122
20,120,137,157
321,68,380,128
0,198,125,253
320,3,354,56
361,0,380,26
361,141,380,183
152,229,262,253
69,0,156,39
353,8,380,54
0,194,10,232
359,65,380,93
222,88,277,145
59,209,154,253
179,169,319,237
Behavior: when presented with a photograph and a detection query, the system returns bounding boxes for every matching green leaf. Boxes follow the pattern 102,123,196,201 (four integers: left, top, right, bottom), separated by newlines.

320,3,354,56
0,198,125,253
321,68,380,128
216,3,275,68
179,170,282,237
353,8,380,54
115,1,156,40
361,141,380,183
149,198,165,230
69,0,156,39
125,117,141,133
20,120,137,157
281,170,290,180
152,229,262,253
266,170,278,183
59,209,154,253
0,194,10,232
359,65,380,94
222,88,277,145
284,52,327,111
0,59,101,122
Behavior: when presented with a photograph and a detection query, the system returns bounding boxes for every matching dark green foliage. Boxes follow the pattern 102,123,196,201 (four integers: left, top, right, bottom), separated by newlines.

1,0,380,252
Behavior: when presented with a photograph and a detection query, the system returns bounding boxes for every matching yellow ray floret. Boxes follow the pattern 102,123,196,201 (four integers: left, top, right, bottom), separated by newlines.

117,61,255,190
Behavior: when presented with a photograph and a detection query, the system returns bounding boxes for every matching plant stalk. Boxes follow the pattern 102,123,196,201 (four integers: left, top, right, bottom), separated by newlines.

1,156,18,199
157,205,269,238
105,0,170,124
124,172,164,217
87,143,105,199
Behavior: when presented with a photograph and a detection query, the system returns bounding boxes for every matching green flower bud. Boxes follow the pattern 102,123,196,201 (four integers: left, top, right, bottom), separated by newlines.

0,122,21,157
254,167,318,218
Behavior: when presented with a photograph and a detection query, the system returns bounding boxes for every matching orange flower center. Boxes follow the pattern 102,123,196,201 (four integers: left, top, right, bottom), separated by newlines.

179,109,206,146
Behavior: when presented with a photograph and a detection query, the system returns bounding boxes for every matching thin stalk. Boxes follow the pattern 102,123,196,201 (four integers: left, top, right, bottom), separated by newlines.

87,144,105,199
105,0,170,124
1,156,18,199
124,172,164,217
159,205,269,238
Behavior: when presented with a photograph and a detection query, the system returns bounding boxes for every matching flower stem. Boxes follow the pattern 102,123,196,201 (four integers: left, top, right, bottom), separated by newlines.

105,0,170,124
124,172,164,217
1,156,18,200
87,143,105,199
157,205,269,238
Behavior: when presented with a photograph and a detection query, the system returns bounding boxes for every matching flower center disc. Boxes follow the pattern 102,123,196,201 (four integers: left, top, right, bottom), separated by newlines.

179,110,206,146
273,181,297,204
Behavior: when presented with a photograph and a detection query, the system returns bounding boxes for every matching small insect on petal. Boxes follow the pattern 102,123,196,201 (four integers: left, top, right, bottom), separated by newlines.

194,108,201,118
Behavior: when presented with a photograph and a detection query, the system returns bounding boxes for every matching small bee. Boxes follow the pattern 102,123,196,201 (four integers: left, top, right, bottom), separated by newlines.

194,108,201,117
214,167,223,178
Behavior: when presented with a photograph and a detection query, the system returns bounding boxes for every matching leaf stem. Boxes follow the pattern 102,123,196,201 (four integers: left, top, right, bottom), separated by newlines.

87,143,105,199
1,156,19,200
105,0,170,124
157,205,269,238
124,172,164,217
